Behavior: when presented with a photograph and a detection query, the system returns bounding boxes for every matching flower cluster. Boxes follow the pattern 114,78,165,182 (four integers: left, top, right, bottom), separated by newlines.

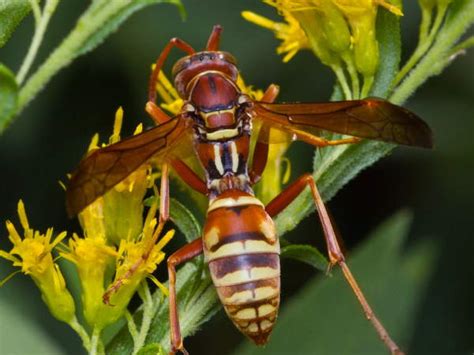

0,108,173,353
243,0,403,99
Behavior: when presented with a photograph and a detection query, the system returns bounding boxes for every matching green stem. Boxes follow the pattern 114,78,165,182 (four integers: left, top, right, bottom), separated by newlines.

90,327,101,355
390,3,474,105
342,53,360,99
68,316,91,351
16,0,60,85
393,4,449,87
133,282,155,354
447,36,474,56
15,0,183,116
331,65,352,100
29,0,42,24
125,311,139,343
360,75,374,98
418,7,433,44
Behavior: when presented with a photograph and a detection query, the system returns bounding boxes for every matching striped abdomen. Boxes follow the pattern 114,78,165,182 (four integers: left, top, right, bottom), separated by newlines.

203,191,280,345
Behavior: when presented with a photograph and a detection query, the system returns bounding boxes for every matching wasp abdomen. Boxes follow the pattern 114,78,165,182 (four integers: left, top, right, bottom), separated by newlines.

203,191,280,345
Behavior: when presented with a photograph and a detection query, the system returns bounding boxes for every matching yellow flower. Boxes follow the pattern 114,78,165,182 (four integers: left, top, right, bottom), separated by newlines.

60,234,116,329
111,202,174,304
333,0,403,77
0,200,75,323
242,10,310,62
80,107,154,245
154,69,183,115
244,0,403,98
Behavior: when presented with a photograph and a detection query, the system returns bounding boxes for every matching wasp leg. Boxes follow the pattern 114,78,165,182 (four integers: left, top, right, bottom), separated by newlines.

265,174,405,355
148,38,195,104
249,84,280,184
297,132,362,147
167,237,204,355
206,24,223,51
171,159,208,195
145,101,171,125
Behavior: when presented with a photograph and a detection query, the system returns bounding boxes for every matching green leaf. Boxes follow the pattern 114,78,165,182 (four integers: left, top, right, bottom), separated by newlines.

281,244,328,271
76,0,184,57
136,343,165,355
0,63,19,131
0,0,31,48
233,211,438,355
370,4,402,97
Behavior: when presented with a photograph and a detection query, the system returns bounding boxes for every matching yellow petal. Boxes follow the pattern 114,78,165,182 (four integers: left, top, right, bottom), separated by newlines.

17,200,30,232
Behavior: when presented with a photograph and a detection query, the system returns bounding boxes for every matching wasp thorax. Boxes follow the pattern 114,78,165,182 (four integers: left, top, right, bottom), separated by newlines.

172,51,238,98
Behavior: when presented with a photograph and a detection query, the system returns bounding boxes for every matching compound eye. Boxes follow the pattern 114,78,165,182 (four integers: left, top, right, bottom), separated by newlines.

237,95,250,105
183,103,195,113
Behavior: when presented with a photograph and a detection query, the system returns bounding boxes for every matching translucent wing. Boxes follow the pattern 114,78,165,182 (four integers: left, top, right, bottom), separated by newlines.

254,98,433,148
66,116,189,216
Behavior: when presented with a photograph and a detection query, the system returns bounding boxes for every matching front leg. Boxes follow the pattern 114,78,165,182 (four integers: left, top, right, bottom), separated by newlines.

167,237,203,355
265,174,404,355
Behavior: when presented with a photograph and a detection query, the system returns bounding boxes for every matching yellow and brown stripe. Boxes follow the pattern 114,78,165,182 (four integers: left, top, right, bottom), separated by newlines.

203,190,280,345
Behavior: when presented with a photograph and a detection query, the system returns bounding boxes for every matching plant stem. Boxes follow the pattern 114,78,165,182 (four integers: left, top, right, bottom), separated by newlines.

16,0,180,115
393,4,449,87
418,7,433,44
360,75,374,98
90,327,101,355
390,2,474,105
332,65,352,100
133,282,155,354
125,311,139,343
16,0,59,85
68,316,91,350
342,53,360,99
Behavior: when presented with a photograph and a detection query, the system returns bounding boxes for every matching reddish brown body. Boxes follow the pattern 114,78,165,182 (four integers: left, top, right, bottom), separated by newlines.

204,191,280,344
66,25,433,355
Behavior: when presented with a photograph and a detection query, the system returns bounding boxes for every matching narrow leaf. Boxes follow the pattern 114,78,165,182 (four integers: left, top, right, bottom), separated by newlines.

0,63,19,131
77,0,184,57
234,211,437,355
0,0,31,48
281,244,328,271
370,4,402,97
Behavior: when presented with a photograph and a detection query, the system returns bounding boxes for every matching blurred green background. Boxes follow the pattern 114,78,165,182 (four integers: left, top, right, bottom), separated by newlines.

0,1,473,354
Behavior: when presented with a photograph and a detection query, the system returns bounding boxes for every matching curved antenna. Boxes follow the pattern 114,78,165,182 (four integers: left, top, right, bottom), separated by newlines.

148,38,196,103
206,24,223,51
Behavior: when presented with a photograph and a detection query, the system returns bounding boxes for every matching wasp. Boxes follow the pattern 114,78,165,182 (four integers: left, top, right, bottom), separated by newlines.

67,25,432,355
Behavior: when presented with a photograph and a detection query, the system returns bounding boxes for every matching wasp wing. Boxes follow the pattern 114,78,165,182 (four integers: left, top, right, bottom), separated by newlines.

254,98,433,148
66,115,189,216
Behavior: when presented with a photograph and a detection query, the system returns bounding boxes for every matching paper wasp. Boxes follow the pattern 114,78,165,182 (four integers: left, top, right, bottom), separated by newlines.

66,25,432,355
